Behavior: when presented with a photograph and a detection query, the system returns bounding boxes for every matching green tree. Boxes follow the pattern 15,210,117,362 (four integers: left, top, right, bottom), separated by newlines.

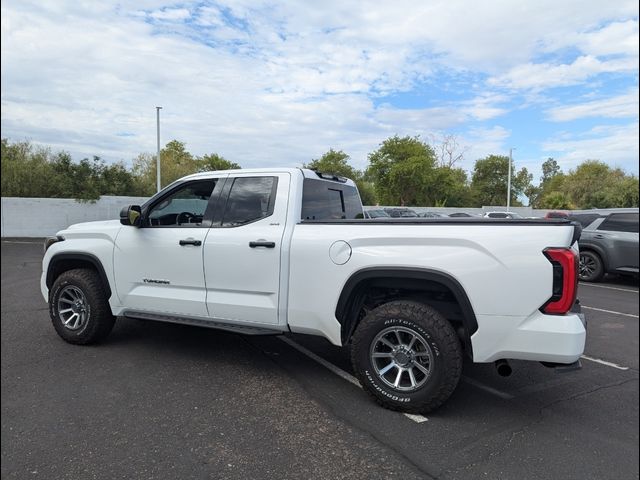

562,160,632,209
49,152,79,197
100,161,146,196
131,140,197,193
527,157,563,207
130,153,157,196
469,155,532,206
1,139,112,201
524,185,541,208
196,153,240,172
429,167,471,207
542,191,573,209
355,180,377,206
72,156,104,201
366,135,438,205
131,140,240,194
614,176,640,207
540,158,561,185
2,138,242,201
306,149,358,179
1,139,53,197
536,173,567,208
536,160,638,209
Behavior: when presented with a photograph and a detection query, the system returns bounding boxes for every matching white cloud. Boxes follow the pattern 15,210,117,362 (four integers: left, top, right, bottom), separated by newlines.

373,105,466,132
543,123,640,173
1,0,638,176
489,55,638,90
546,90,640,121
460,94,510,121
461,126,511,166
563,20,639,57
223,0,638,71
149,8,191,21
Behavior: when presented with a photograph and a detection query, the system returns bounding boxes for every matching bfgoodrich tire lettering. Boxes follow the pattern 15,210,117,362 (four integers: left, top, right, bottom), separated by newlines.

351,300,462,413
49,268,115,345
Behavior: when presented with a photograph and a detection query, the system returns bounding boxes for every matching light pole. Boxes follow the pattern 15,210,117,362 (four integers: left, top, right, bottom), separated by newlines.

156,106,162,192
506,147,515,211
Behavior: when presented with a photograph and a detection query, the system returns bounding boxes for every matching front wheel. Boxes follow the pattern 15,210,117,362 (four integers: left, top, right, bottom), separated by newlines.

351,300,462,413
49,268,116,344
579,251,604,282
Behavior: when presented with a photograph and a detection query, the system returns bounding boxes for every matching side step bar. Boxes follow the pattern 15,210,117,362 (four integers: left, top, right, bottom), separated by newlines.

123,310,285,336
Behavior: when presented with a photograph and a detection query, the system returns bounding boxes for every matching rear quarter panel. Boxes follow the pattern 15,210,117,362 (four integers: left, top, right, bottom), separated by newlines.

287,223,575,346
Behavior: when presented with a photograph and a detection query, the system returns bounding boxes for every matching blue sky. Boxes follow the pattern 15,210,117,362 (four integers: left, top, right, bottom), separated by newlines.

1,1,638,184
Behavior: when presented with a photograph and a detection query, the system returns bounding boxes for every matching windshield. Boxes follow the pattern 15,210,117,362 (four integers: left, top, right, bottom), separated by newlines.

368,210,389,218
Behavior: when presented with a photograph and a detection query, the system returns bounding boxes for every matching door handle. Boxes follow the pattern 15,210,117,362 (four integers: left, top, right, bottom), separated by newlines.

249,240,276,248
179,238,202,246
594,234,605,239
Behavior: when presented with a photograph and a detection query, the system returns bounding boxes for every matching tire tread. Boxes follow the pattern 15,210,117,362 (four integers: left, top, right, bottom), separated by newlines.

50,268,115,345
351,300,462,413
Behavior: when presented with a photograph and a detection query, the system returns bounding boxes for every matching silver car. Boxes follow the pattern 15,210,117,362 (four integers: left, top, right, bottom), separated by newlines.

576,210,639,282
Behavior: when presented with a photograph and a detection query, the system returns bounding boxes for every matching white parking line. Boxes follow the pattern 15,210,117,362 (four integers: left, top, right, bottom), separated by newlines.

403,413,429,424
582,305,639,318
580,355,629,371
1,240,42,244
277,336,429,423
279,336,361,387
461,376,514,400
579,283,639,294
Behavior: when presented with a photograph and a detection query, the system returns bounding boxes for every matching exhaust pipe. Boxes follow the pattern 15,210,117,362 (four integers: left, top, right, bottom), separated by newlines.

495,359,512,377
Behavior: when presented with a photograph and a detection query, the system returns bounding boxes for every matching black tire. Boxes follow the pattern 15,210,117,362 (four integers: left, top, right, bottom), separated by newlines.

351,300,462,413
579,250,604,282
49,268,115,344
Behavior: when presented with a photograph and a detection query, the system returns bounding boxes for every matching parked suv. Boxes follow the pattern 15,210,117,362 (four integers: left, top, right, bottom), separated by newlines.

383,207,419,218
364,209,390,219
576,210,639,282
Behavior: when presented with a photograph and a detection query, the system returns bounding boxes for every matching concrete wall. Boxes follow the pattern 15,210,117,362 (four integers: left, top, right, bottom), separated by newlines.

1,196,148,238
2,196,608,238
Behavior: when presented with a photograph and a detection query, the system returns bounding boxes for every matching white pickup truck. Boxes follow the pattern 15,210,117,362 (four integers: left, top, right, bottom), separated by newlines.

41,168,586,412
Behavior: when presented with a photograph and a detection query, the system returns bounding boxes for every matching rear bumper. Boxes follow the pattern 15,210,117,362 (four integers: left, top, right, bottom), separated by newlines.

471,308,586,364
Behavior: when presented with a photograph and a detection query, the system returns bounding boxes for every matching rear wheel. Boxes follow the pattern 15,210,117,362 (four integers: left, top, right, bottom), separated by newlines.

351,300,462,413
49,268,115,344
579,251,604,282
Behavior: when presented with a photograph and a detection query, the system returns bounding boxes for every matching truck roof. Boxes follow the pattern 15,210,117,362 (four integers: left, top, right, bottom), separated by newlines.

181,168,357,186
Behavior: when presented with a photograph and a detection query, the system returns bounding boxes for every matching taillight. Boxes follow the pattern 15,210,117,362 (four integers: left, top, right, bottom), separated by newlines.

541,248,578,315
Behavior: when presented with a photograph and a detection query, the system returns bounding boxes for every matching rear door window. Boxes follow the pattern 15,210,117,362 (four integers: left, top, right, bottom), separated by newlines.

597,213,639,233
222,177,277,227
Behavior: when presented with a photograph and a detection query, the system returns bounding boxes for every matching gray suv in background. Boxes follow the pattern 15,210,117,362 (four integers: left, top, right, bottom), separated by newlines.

573,210,639,282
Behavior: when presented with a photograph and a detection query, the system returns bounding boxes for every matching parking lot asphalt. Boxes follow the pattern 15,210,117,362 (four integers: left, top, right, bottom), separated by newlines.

2,240,638,479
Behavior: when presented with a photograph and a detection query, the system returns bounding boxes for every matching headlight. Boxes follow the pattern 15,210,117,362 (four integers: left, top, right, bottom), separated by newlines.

44,235,64,252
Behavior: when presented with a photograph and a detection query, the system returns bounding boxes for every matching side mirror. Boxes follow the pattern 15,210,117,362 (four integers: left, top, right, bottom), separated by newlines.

120,205,142,226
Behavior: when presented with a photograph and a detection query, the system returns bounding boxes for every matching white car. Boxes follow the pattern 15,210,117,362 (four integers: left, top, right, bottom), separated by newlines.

41,168,586,413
